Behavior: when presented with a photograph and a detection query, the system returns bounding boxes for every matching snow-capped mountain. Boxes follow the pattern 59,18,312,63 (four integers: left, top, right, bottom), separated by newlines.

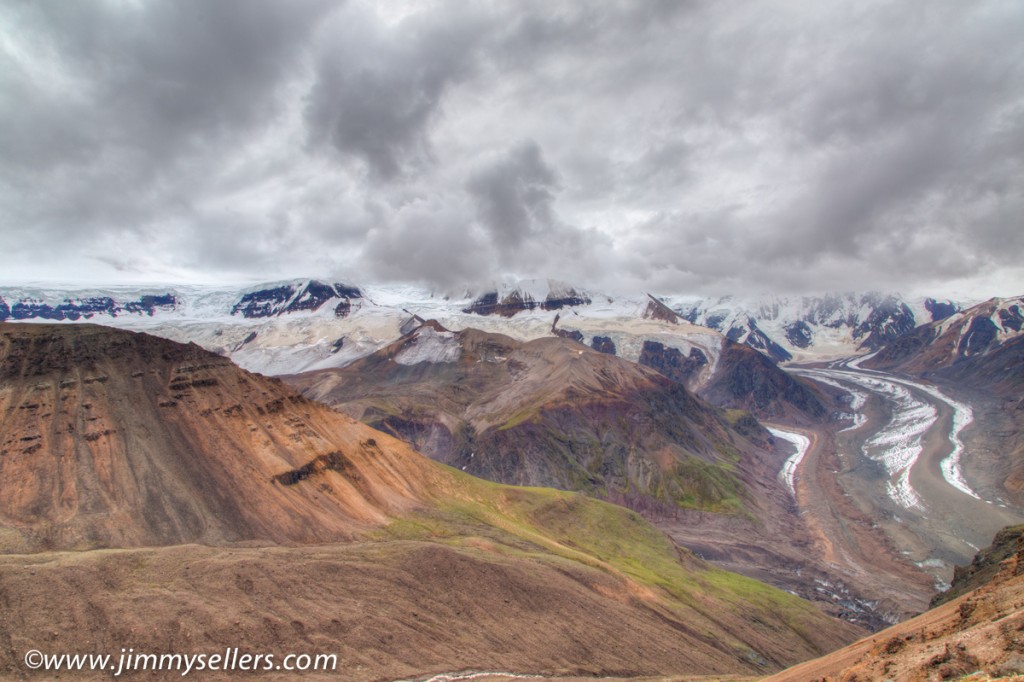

866,296,1024,375
0,279,364,323
230,280,363,319
0,288,178,321
671,292,964,363
0,280,971,380
460,279,592,317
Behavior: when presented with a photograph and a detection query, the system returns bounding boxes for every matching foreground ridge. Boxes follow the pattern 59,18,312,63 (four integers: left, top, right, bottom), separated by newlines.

764,527,1024,681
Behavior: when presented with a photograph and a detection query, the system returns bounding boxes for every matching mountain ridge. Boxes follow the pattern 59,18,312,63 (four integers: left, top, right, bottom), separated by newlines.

287,323,771,515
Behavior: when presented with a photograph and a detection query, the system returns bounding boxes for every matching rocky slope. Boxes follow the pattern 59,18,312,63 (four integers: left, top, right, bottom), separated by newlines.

288,323,772,515
765,526,1024,681
932,524,1024,608
0,322,862,679
697,342,828,424
631,335,828,424
866,295,1024,377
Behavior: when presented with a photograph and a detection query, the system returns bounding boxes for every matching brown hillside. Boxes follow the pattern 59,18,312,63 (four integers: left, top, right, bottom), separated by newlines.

0,322,437,551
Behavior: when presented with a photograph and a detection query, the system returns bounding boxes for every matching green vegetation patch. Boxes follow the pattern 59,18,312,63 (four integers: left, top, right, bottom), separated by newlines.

371,465,832,663
667,456,745,514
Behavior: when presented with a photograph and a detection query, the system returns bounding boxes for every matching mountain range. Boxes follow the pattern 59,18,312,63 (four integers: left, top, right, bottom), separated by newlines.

0,279,969,369
674,291,962,362
3,279,958,426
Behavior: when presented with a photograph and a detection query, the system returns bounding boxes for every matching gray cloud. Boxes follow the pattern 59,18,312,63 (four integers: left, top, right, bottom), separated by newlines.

304,4,490,179
0,0,1022,296
467,142,559,251
362,195,491,288
0,0,337,270
3,0,334,170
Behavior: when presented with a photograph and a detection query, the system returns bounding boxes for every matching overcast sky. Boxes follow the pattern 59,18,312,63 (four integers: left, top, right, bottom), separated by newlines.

2,0,1022,296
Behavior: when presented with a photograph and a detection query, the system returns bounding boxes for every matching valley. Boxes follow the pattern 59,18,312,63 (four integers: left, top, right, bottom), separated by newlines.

762,358,1024,623
663,347,1024,636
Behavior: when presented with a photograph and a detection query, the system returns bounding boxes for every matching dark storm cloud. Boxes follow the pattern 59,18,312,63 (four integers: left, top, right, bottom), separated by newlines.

1,0,1021,295
304,4,490,179
3,0,334,170
0,0,338,274
467,142,559,251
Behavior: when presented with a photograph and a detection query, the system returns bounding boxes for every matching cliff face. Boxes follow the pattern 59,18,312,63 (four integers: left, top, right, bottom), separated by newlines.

932,524,1024,608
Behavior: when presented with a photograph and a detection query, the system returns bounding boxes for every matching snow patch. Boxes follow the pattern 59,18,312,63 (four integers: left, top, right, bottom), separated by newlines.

394,328,462,365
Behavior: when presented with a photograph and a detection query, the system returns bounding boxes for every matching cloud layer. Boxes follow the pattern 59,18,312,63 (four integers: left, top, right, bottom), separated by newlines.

1,0,1022,296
